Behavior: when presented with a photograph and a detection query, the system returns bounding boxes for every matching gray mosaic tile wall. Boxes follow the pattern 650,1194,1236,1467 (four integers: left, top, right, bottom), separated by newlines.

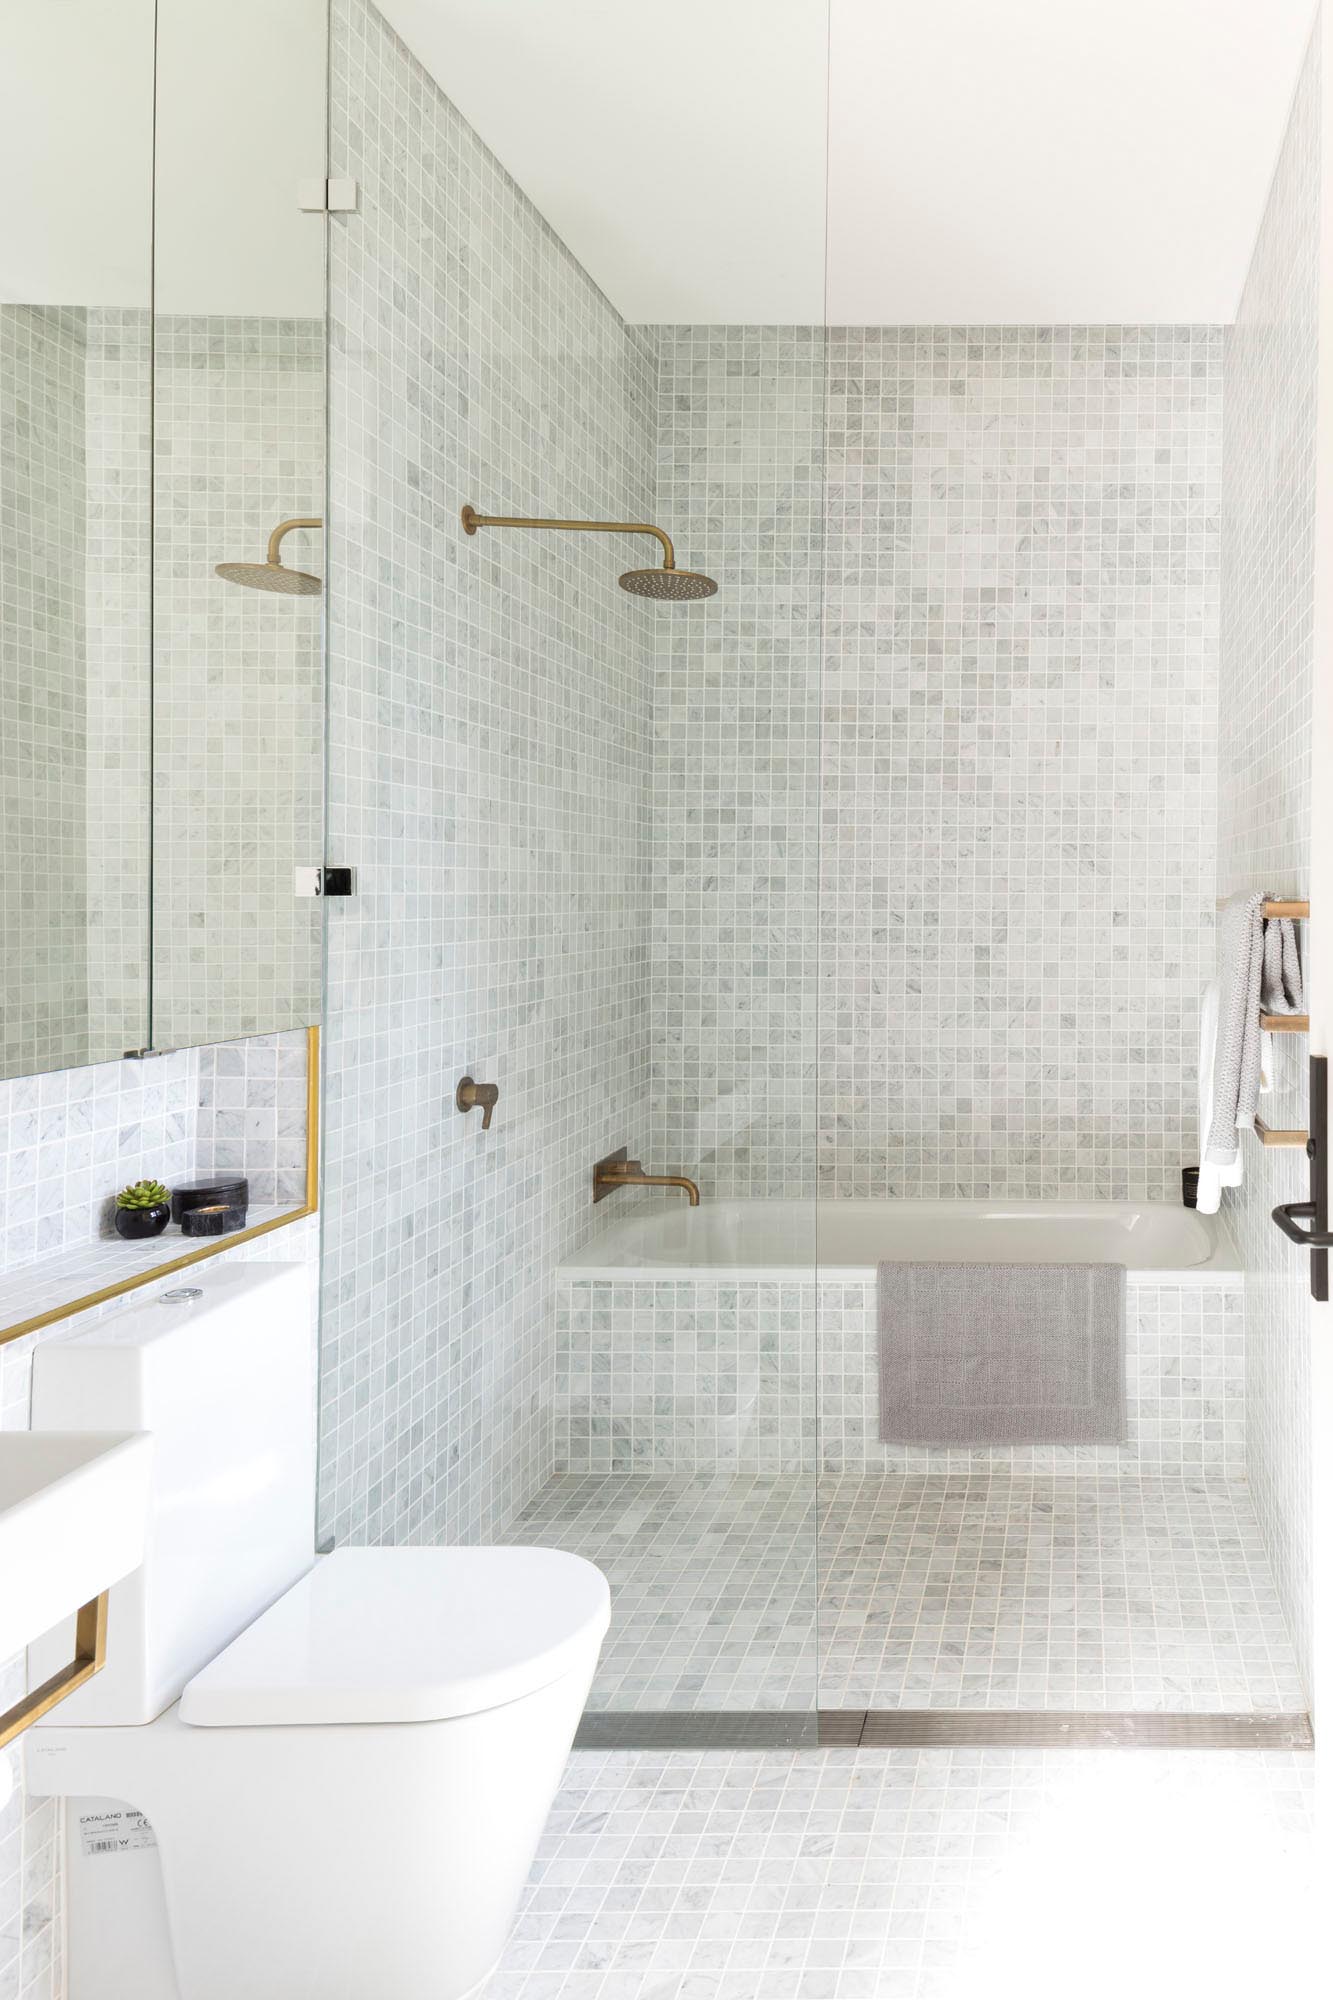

0,307,90,1079
84,310,152,1059
0,1032,317,2000
319,0,658,1549
819,324,1222,1200
194,1029,312,1207
646,323,1221,1202
555,1274,1244,1477
151,315,324,1050
1218,23,1319,1702
647,327,826,1199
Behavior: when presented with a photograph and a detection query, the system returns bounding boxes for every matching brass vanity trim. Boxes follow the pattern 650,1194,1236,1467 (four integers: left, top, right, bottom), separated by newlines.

0,1026,321,1350
0,1590,108,1749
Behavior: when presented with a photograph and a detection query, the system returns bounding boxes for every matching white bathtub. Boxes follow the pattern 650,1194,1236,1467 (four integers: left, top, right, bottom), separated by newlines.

563,1198,1238,1285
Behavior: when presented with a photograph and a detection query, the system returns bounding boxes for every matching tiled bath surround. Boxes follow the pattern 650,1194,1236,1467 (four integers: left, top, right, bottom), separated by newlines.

555,1275,1244,1475
320,0,657,1549
646,323,1221,1204
820,326,1221,1202
1217,24,1319,1702
648,328,825,1199
0,1026,315,2000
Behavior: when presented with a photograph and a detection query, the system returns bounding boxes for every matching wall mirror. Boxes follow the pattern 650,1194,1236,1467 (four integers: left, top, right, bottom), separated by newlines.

0,0,327,1085
150,0,328,1051
0,2,156,1077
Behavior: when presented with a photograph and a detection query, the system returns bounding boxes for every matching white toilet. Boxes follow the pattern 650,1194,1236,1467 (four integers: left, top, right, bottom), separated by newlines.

25,1263,609,2000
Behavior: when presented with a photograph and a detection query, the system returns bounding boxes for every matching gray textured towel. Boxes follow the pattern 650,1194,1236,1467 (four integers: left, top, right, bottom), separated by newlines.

1261,910,1305,1017
878,1262,1127,1445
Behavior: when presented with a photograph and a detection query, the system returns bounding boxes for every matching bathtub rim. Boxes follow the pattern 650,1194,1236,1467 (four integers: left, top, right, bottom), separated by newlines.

560,1197,1243,1288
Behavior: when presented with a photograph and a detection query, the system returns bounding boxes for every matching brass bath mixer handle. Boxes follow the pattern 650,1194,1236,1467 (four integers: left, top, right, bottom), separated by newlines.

456,1077,499,1129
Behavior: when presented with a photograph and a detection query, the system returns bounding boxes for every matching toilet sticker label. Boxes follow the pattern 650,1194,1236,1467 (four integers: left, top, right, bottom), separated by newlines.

78,1808,158,1858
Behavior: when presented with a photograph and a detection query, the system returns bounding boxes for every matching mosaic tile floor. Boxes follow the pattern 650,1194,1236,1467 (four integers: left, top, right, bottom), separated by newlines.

487,1748,1316,2000
509,1473,1306,1714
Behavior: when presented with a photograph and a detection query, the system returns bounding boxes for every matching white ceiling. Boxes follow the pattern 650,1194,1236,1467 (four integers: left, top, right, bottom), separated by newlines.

382,0,1319,325
2,0,325,316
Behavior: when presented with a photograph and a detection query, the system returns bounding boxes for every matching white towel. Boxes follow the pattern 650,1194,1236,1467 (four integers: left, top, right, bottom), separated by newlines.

1196,894,1305,1213
1197,894,1265,1213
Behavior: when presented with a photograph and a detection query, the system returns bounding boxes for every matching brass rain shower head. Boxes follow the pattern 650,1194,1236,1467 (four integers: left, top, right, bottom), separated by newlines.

461,504,717,601
216,517,323,595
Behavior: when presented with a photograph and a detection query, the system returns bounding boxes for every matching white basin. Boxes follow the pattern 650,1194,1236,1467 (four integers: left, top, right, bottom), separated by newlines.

0,1432,153,1663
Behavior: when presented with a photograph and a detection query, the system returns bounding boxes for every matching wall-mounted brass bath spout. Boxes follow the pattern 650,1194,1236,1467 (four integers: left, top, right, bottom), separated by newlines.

461,504,717,601
593,1148,700,1206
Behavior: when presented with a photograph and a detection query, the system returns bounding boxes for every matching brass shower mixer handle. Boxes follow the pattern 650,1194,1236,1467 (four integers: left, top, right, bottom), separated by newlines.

456,1077,499,1129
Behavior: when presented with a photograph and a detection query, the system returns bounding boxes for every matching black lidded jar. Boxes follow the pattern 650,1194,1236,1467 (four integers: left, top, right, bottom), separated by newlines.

171,1175,250,1227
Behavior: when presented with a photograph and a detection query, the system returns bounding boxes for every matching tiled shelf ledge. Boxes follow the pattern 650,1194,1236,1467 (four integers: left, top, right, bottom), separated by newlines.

0,1204,310,1346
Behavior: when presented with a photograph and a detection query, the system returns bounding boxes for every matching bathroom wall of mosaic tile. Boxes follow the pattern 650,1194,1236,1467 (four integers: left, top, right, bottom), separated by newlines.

645,321,1222,1201
820,323,1222,1201
150,315,324,1049
554,1274,1244,1477
1217,22,1319,1703
0,306,90,1081
319,0,658,1549
83,309,152,1062
647,326,826,1199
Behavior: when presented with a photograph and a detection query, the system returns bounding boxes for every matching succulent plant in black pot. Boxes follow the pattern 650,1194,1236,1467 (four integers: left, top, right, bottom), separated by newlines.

114,1179,173,1240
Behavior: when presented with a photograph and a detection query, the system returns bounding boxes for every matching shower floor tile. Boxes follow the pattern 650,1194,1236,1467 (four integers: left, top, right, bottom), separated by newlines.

507,1472,1306,1714
488,1747,1316,2000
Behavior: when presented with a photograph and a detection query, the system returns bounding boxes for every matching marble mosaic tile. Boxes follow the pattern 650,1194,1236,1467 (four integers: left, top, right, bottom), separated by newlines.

150,315,324,1049
320,0,658,1550
489,1746,1316,2000
0,306,90,1080
819,323,1222,1204
647,326,826,1199
508,1470,1302,1717
556,1275,1244,1477
84,308,152,1062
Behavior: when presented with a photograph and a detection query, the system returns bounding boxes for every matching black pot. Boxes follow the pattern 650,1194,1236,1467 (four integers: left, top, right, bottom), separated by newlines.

115,1201,171,1239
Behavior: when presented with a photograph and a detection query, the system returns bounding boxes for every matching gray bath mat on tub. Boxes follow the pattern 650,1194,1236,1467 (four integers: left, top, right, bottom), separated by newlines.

879,1262,1127,1446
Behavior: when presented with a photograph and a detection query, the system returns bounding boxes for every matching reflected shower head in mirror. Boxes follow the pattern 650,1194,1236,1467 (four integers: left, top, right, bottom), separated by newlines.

461,505,717,601
216,517,323,595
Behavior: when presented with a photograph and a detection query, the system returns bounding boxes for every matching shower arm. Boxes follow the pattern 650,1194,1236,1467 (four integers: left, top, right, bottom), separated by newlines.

461,505,677,572
267,517,323,566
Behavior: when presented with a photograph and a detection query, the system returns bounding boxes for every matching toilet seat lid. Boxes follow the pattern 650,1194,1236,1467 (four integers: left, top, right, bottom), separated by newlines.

178,1546,611,1727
